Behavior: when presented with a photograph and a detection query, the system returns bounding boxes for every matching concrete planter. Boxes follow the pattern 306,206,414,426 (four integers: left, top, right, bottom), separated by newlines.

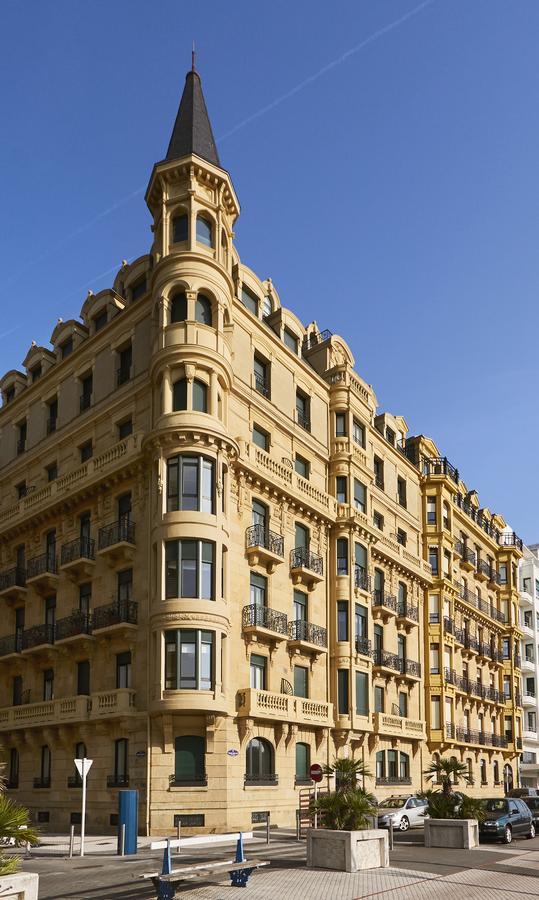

0,872,39,900
306,827,389,872
424,818,479,849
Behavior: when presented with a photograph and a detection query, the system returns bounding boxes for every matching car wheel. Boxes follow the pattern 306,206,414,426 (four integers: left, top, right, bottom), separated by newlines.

503,825,512,844
399,816,410,832
527,823,536,839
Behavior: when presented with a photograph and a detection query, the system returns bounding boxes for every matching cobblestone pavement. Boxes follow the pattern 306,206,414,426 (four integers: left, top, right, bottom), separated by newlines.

18,831,539,899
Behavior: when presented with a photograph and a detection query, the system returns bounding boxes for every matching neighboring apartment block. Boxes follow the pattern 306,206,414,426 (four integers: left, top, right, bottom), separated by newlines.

519,546,539,788
0,64,523,834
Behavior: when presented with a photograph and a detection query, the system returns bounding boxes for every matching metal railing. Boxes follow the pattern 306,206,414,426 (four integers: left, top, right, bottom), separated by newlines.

499,532,523,551
397,602,418,622
98,520,136,550
354,568,370,591
244,773,279,786
374,475,384,490
55,612,92,641
290,547,323,575
372,591,397,613
22,623,55,650
254,374,270,398
288,620,327,647
421,456,459,483
0,633,23,657
444,667,457,685
0,566,26,592
303,329,332,350
458,584,506,623
27,553,58,579
355,636,372,657
400,658,421,678
93,600,137,630
375,776,412,786
60,537,95,565
246,524,284,557
445,723,455,739
296,411,311,432
107,775,129,787
16,439,26,455
454,541,476,567
242,604,288,636
443,616,454,635
169,773,207,787
373,650,400,672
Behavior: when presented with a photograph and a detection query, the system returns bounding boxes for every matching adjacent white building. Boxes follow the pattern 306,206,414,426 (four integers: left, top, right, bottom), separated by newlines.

519,545,539,788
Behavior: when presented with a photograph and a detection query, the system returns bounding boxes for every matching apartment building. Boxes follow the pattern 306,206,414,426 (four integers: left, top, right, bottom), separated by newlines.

404,437,523,795
519,546,539,788
0,63,522,835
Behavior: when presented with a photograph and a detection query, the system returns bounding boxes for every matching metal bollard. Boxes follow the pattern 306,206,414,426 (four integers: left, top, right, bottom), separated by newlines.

120,823,126,857
176,821,181,854
295,809,300,842
266,812,270,845
68,825,75,859
389,819,394,850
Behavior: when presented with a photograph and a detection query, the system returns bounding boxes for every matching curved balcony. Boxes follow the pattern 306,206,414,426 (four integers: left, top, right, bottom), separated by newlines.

242,603,288,646
245,524,284,574
290,547,323,590
288,619,327,656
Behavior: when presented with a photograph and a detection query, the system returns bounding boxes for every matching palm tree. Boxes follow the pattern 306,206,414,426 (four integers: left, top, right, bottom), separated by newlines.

323,757,372,793
423,757,471,798
0,756,39,875
313,787,376,831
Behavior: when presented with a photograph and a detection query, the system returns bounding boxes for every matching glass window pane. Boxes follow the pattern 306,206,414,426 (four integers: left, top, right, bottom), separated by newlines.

196,217,213,247
180,634,196,688
294,666,308,698
170,292,187,323
201,460,214,513
172,215,188,243
250,572,267,606
180,540,197,598
295,743,309,778
195,295,212,325
173,379,187,411
200,634,213,689
355,671,368,716
242,287,258,315
201,542,214,600
193,380,207,413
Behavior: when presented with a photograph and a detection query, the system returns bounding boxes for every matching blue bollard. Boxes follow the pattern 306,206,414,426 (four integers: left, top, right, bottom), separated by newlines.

156,838,175,900
230,831,253,888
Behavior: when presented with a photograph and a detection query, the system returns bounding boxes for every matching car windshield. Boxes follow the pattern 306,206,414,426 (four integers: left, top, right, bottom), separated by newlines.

379,798,406,809
484,799,507,813
524,798,539,810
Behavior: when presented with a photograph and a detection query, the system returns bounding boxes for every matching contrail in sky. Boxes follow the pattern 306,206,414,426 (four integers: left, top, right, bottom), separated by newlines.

1,0,438,301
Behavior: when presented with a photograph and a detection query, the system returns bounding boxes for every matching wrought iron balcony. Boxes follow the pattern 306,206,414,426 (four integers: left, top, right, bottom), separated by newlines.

244,773,278,786
355,636,372,657
0,566,26,596
55,611,92,642
354,567,370,592
445,723,455,739
27,553,58,580
296,411,311,432
98,520,136,551
375,776,412,786
245,524,284,557
242,604,288,636
254,373,270,398
492,734,508,748
372,591,397,613
169,773,207,787
0,633,23,657
372,650,400,672
454,541,476,568
60,537,95,566
374,475,384,490
290,547,323,576
443,616,454,635
33,777,51,789
107,775,129,788
399,658,421,679
421,456,459,483
288,620,327,648
397,602,418,623
444,667,457,685
93,600,137,631
498,532,523,551
22,623,55,650
464,634,479,653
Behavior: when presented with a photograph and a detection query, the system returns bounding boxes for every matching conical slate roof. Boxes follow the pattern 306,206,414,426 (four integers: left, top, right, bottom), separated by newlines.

166,64,221,167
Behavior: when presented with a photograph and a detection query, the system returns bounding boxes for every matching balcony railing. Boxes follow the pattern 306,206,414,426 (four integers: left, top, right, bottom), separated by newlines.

33,777,51,789
22,623,55,650
373,650,400,672
242,604,288,636
354,567,370,592
444,667,457,685
27,553,58,579
464,634,479,653
67,775,83,788
443,616,453,635
454,493,500,541
477,559,491,579
245,524,284,557
400,658,421,678
458,584,506,623
303,329,332,350
244,773,279,786
374,475,384,490
169,773,207,787
372,591,397,613
355,636,372,657
288,620,327,647
0,633,23,657
492,734,508,748
397,602,418,622
92,600,137,630
499,532,523,551
421,456,459,484
296,411,311,432
445,723,455,739
55,611,92,641
16,439,26,455
290,547,323,575
107,775,129,788
0,567,26,592
98,520,136,550
375,776,412,786
254,374,270,398
60,537,95,566
454,541,476,568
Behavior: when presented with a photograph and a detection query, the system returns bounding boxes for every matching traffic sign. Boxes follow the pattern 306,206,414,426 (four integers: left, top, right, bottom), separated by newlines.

74,758,93,778
310,763,323,783
73,758,93,856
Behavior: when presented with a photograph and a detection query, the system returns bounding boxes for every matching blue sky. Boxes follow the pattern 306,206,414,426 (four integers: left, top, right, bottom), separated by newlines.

1,0,538,540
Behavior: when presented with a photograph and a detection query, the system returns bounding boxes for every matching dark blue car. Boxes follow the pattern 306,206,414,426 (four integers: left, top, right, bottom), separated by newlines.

479,798,535,844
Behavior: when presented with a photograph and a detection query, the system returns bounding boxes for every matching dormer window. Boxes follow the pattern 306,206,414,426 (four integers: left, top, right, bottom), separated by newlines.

241,287,258,316
262,296,272,319
5,386,15,404
196,215,213,248
61,338,73,359
80,373,93,412
131,278,146,301
93,309,107,332
31,365,42,383
170,292,187,323
172,214,188,243
195,294,212,326
283,328,299,354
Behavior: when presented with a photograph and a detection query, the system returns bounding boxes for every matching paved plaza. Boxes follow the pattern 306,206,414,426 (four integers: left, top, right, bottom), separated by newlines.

17,830,539,899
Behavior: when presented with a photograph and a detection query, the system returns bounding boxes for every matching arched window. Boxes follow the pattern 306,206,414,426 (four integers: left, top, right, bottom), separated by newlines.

196,216,213,247
399,751,410,780
432,753,441,783
493,760,499,785
295,742,310,784
174,735,206,785
193,379,208,413
375,750,385,780
173,378,187,411
480,759,487,785
170,292,187,323
172,214,188,243
245,737,275,784
503,763,513,792
195,294,213,326
466,757,473,784
450,755,459,784
336,537,348,576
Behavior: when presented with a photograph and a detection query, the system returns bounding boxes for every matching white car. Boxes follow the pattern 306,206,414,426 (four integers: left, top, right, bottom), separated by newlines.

377,795,428,831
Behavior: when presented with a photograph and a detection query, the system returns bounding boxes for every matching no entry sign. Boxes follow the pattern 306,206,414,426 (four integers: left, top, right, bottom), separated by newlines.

310,763,323,783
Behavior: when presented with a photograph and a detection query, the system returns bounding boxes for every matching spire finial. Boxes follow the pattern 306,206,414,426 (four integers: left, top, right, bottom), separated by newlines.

192,41,196,72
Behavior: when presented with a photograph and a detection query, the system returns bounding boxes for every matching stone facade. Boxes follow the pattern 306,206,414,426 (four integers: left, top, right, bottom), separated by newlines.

0,65,523,836
519,546,539,787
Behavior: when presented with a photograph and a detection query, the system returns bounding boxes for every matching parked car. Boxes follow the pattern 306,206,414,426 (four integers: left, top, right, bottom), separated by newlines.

507,787,538,798
522,796,539,828
377,796,428,832
479,798,535,844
